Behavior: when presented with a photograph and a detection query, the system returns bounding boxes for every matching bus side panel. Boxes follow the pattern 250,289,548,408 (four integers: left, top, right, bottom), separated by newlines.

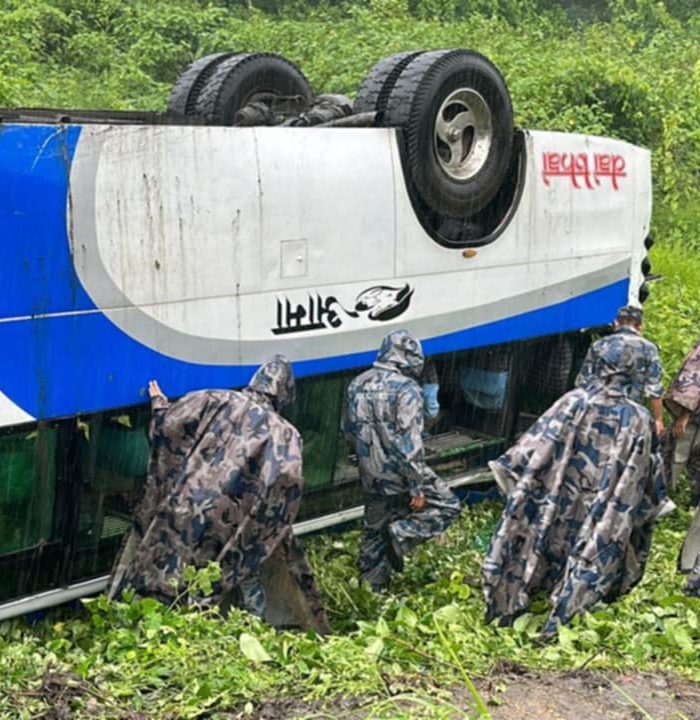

0,125,649,428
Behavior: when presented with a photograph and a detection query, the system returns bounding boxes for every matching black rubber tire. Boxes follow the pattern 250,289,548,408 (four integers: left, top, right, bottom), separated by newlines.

167,52,238,117
195,52,313,126
384,49,513,218
353,51,425,123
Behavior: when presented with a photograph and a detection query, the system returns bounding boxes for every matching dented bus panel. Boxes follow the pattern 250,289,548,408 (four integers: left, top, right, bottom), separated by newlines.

0,119,651,617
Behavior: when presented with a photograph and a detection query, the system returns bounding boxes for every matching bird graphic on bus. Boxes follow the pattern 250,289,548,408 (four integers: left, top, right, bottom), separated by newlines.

354,284,414,321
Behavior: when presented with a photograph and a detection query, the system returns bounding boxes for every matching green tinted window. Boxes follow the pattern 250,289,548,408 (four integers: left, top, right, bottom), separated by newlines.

70,412,150,581
0,427,56,555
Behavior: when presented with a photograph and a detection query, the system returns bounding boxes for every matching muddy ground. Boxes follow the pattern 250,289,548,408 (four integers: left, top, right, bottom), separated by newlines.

16,666,700,719
245,666,700,719
471,666,700,720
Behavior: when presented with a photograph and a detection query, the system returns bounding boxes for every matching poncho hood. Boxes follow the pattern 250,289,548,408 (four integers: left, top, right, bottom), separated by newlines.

248,355,296,410
374,330,425,379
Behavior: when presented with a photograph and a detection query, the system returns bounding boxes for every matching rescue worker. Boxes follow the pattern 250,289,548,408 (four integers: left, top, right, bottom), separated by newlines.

576,304,673,513
664,338,700,496
482,306,666,634
576,306,665,432
106,356,330,634
663,337,700,595
343,330,461,591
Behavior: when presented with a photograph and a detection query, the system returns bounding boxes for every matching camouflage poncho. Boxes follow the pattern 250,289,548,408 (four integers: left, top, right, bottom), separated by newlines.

575,326,663,402
344,330,461,590
665,339,700,423
107,357,330,633
344,329,436,497
482,327,665,634
664,338,700,596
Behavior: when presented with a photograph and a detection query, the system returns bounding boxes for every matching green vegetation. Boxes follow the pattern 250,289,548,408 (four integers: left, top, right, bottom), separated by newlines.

1,0,700,717
645,244,700,378
1,503,698,718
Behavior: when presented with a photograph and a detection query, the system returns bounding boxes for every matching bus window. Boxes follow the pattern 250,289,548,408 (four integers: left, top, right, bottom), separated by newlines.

69,410,150,581
514,333,592,434
0,427,56,554
432,346,516,439
0,425,60,602
332,380,358,487
284,375,345,492
284,373,357,520
420,347,514,476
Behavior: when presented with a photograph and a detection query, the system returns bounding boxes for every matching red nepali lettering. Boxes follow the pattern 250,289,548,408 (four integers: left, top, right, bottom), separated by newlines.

541,152,593,189
593,153,626,190
542,151,627,190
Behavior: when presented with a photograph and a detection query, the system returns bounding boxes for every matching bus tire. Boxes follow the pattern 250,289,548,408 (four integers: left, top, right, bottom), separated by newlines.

353,51,425,123
384,49,513,218
195,52,313,126
167,52,238,118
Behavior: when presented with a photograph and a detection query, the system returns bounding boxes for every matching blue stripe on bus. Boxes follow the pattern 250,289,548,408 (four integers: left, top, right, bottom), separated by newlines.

0,278,627,421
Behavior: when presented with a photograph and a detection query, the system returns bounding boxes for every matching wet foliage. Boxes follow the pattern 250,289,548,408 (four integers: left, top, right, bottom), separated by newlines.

1,501,700,719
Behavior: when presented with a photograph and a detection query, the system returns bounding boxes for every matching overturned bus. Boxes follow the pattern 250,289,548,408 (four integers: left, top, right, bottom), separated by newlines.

0,48,652,618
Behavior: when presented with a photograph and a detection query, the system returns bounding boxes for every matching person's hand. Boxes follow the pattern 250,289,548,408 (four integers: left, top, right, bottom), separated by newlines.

409,493,425,511
673,414,690,438
148,379,167,401
655,418,665,436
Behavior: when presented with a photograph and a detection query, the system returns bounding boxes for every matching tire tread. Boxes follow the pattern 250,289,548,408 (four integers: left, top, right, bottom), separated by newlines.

353,51,424,120
167,52,237,117
195,52,311,125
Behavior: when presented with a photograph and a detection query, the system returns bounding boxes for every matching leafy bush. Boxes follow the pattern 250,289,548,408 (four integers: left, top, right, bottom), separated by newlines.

1,503,699,718
645,242,700,379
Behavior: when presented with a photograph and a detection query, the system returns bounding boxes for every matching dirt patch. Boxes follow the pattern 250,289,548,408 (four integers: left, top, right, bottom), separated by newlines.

470,667,700,720
244,669,700,719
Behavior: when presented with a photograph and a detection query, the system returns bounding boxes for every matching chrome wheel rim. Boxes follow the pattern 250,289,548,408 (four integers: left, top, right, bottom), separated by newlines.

433,88,492,181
